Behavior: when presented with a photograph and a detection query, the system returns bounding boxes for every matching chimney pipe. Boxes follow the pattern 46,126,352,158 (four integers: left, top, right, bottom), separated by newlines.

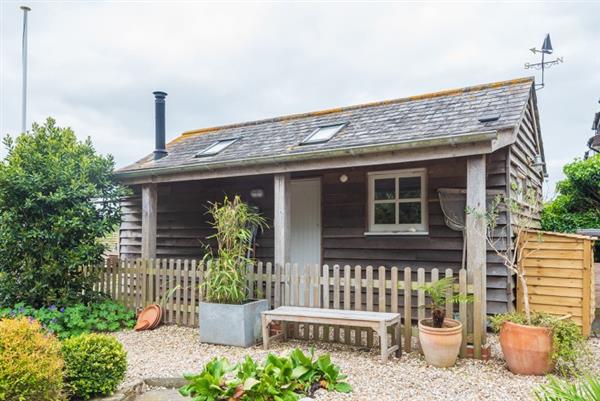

153,91,168,160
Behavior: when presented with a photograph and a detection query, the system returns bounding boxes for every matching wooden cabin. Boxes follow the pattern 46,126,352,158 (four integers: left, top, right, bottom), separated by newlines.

115,77,545,315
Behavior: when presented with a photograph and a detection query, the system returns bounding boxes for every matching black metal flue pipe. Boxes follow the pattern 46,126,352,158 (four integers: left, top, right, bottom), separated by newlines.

153,91,168,160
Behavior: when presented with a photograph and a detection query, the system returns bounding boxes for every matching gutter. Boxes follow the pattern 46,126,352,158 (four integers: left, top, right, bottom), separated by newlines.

115,130,498,181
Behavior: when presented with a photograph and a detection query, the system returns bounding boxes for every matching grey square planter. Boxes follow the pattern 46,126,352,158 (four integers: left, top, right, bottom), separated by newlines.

199,299,269,347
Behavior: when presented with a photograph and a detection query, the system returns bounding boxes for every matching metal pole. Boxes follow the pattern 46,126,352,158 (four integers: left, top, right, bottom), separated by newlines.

20,5,31,133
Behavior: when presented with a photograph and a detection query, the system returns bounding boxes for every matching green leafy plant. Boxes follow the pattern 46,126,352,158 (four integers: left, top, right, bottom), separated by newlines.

202,195,267,304
419,277,472,328
179,347,351,401
0,118,130,307
62,333,127,400
0,317,65,401
541,153,600,260
489,312,587,375
0,299,135,339
534,375,600,401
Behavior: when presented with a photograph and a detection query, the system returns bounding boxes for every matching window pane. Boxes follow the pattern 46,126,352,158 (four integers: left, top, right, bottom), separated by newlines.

374,203,395,224
398,202,421,224
398,176,421,199
374,178,395,200
303,124,345,143
198,139,236,156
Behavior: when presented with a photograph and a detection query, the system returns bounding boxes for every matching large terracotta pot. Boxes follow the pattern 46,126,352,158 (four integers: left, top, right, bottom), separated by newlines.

418,318,462,367
499,321,555,375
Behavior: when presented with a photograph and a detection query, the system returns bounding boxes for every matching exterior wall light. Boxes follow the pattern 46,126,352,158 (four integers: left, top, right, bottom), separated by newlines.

531,154,545,173
250,188,264,199
339,174,348,183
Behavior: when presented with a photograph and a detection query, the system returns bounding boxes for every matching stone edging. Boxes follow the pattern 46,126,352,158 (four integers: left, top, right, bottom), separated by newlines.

91,378,188,401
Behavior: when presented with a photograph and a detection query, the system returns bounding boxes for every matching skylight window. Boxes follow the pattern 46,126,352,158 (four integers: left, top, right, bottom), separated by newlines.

301,123,346,144
195,138,237,157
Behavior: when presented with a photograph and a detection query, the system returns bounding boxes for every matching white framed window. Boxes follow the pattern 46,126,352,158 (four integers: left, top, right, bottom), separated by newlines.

367,168,428,234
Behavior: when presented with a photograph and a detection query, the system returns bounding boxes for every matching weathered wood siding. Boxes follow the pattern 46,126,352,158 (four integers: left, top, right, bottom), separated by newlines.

504,90,545,312
119,175,275,261
508,91,544,225
320,152,510,314
119,151,513,313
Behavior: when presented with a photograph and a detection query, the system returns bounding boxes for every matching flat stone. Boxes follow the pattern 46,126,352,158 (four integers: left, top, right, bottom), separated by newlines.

135,389,186,401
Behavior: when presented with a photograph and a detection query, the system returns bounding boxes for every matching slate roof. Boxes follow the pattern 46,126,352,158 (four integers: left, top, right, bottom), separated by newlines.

118,77,534,174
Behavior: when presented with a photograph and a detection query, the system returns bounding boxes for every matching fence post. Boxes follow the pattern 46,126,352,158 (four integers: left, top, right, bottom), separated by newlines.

459,268,468,357
403,267,412,353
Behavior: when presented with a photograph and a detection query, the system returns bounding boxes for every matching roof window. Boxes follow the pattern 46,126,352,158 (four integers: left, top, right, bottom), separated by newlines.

478,114,500,123
195,138,237,157
301,123,346,144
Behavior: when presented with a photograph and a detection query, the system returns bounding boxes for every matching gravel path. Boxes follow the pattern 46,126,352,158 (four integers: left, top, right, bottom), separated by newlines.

113,326,600,401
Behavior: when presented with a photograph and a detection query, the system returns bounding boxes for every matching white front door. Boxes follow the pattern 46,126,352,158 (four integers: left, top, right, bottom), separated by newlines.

290,178,321,305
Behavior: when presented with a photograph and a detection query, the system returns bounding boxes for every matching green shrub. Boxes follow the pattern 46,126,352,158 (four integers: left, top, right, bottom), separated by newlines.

534,375,600,401
61,333,127,400
0,299,135,339
0,118,130,307
541,154,600,260
489,312,587,375
180,347,351,401
0,317,64,401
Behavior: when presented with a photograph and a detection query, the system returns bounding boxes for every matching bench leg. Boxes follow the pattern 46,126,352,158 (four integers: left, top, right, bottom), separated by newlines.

282,321,288,340
262,315,270,350
379,321,388,363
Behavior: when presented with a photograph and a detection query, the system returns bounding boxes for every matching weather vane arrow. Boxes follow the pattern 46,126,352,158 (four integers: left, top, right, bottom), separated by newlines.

524,33,564,90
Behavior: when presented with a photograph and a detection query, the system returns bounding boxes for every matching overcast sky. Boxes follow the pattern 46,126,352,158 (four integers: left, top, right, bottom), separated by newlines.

1,1,599,196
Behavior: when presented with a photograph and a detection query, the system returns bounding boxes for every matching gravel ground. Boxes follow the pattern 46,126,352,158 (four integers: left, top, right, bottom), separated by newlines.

113,326,600,401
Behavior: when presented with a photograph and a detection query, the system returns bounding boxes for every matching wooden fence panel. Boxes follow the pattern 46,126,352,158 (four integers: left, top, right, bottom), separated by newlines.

96,259,479,356
518,231,596,337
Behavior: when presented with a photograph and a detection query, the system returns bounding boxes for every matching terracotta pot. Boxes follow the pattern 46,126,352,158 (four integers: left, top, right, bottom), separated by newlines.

499,321,555,375
418,318,462,367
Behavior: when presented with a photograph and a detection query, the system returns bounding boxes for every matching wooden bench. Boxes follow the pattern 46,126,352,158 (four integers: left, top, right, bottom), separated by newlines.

261,306,402,362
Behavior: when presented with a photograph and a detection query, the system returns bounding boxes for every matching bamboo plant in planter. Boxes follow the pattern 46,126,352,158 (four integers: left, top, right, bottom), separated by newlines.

418,277,472,367
468,187,586,375
199,195,268,348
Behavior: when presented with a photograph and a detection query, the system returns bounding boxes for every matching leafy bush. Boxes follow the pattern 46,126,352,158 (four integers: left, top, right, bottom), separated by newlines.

0,299,135,339
534,375,600,401
62,333,127,400
541,154,600,260
180,347,351,401
0,118,130,307
0,317,65,401
489,312,587,375
202,196,267,304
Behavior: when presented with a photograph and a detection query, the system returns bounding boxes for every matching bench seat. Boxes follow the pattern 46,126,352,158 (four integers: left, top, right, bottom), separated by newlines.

261,306,402,362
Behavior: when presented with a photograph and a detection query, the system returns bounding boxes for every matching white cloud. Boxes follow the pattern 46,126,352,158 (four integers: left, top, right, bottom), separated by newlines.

1,1,599,193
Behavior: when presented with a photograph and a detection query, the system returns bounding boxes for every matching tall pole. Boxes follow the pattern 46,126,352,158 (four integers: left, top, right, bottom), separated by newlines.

20,6,31,133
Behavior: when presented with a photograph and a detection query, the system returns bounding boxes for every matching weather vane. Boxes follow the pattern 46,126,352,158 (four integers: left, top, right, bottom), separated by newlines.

524,33,563,90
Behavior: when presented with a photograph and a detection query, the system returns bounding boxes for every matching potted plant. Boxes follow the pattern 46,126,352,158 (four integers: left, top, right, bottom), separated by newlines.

199,195,268,347
468,187,586,375
489,311,585,376
418,277,472,367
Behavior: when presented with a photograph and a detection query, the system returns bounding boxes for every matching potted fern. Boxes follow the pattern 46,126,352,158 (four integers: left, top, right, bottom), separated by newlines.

418,277,472,367
199,195,268,347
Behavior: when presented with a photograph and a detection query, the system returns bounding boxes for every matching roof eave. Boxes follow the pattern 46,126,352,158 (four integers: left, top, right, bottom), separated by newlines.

115,130,498,183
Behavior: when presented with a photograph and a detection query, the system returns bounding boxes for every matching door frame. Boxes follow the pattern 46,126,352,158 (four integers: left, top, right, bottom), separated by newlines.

290,177,322,267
